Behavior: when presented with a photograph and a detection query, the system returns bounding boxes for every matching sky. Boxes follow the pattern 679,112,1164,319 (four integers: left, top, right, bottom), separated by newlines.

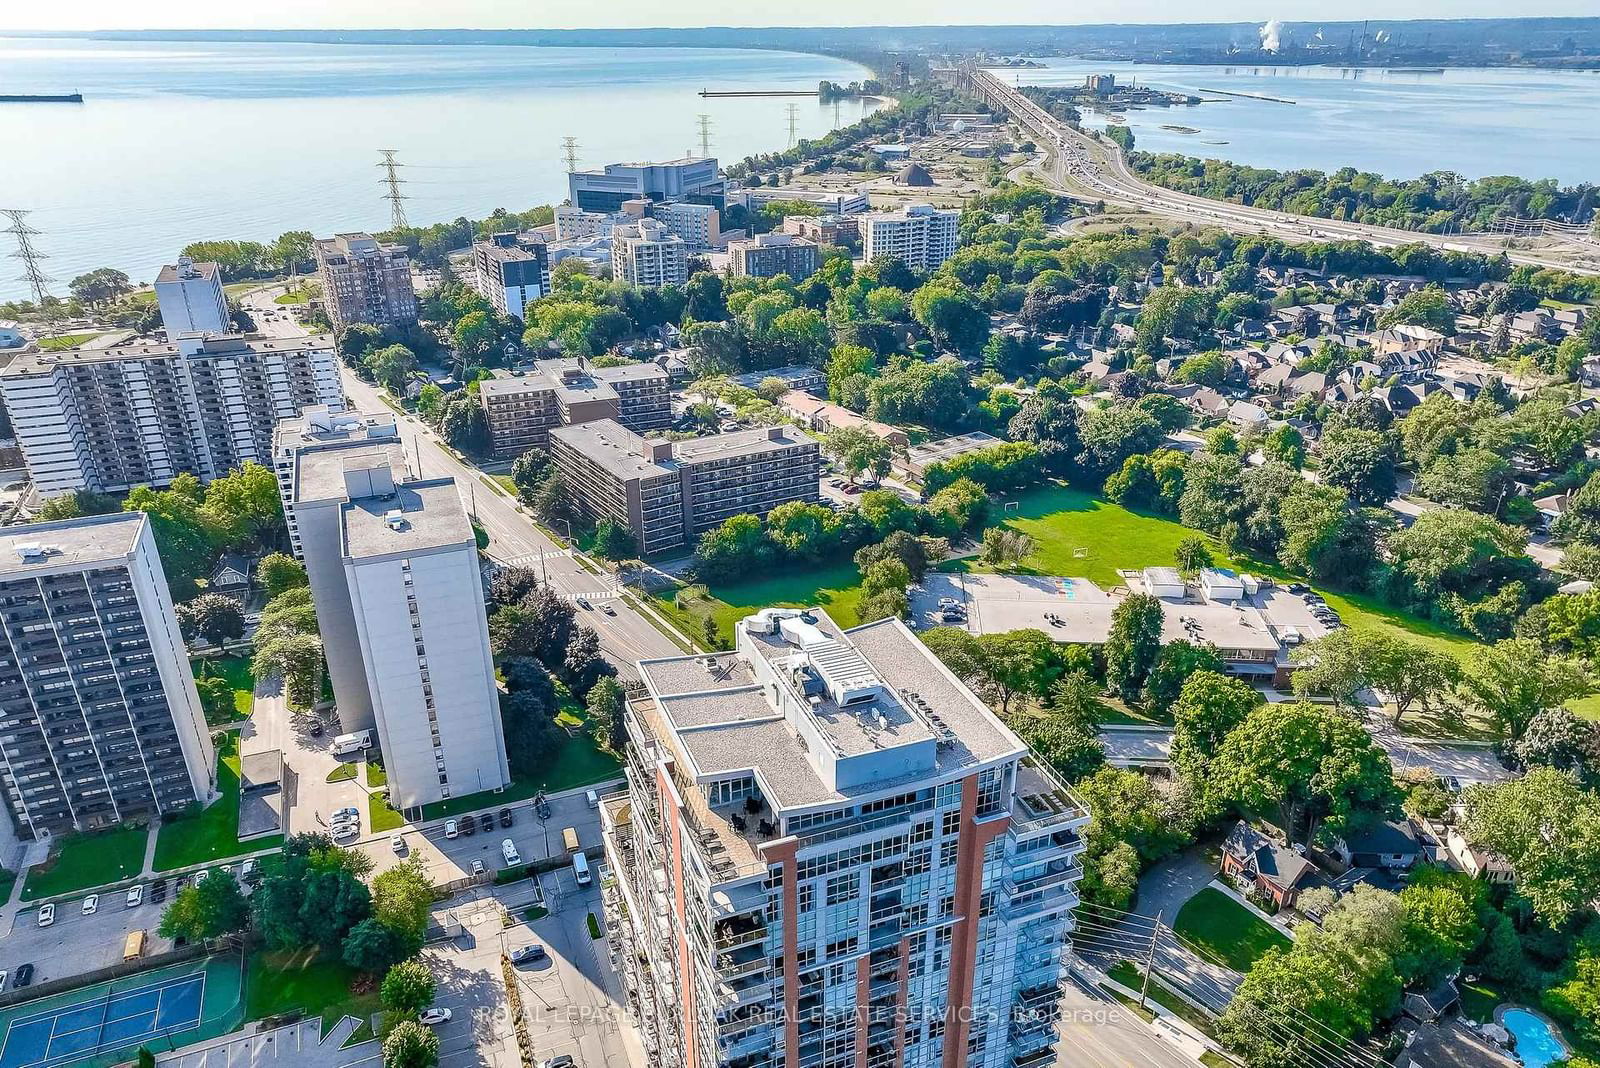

2,1,1596,31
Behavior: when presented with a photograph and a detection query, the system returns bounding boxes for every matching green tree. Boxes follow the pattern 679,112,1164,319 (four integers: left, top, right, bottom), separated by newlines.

591,519,634,561
694,513,770,582
158,869,249,941
971,629,1065,715
857,489,918,537
1169,671,1260,809
1464,768,1600,926
1381,285,1456,335
585,676,626,753
69,267,132,310
1465,638,1594,742
177,593,246,647
124,476,221,599
1143,640,1224,717
822,426,895,483
252,631,325,710
1103,594,1163,703
195,675,237,724
1399,880,1479,986
381,958,438,1016
371,858,433,950
256,552,308,598
765,501,839,561
1172,536,1212,577
452,309,497,363
910,280,989,354
1212,701,1399,844
202,462,284,550
1317,427,1398,505
382,1020,440,1068
365,344,419,395
1076,405,1164,478
343,917,408,974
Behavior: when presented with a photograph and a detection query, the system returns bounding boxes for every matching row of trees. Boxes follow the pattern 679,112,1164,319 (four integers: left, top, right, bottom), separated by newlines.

1130,153,1599,237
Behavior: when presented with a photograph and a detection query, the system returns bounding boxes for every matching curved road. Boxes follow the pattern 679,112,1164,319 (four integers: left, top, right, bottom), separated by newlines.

963,66,1600,277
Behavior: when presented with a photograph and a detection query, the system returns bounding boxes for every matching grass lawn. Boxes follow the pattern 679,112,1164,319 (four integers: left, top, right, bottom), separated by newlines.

1172,888,1291,974
368,792,405,833
651,558,866,649
326,763,357,783
153,733,283,871
192,655,256,721
37,333,98,351
365,759,387,788
21,823,150,900
1107,962,1219,1038
0,867,15,903
1459,979,1505,1023
246,948,379,1030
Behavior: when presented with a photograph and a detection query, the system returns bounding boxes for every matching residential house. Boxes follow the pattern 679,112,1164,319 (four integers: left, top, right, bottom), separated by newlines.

1187,388,1230,419
1226,400,1270,429
1395,1020,1518,1068
209,553,252,593
1221,820,1318,909
1534,492,1571,531
778,391,910,449
1444,826,1515,884
1341,818,1423,870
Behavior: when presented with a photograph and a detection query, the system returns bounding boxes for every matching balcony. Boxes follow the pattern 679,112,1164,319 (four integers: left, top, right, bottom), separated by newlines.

1012,1045,1055,1068
713,916,768,952
1010,755,1090,835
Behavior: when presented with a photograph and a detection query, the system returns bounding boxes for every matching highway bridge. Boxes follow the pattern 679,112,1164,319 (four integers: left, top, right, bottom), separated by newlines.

943,64,1600,277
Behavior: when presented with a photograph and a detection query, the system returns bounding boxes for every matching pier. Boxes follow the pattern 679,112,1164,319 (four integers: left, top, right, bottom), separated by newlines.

699,89,819,97
1197,87,1296,104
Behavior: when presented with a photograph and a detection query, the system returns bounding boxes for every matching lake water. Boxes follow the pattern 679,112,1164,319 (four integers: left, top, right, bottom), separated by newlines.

0,38,879,299
998,60,1600,186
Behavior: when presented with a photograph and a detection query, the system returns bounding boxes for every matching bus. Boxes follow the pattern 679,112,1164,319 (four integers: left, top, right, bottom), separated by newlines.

123,930,147,961
561,827,580,855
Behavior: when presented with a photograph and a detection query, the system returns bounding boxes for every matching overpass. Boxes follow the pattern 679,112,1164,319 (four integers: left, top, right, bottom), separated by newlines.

942,64,1600,277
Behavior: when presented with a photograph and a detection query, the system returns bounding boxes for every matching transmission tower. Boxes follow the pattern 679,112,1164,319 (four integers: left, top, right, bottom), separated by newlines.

1,209,54,306
376,149,410,231
696,114,713,158
561,136,581,173
785,103,800,148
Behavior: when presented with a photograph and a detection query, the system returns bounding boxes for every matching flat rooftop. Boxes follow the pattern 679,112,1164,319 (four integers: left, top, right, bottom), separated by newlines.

639,610,1022,812
155,261,220,283
549,419,674,481
0,512,146,576
341,478,473,560
672,424,809,463
1,333,334,375
904,430,1001,468
294,440,411,506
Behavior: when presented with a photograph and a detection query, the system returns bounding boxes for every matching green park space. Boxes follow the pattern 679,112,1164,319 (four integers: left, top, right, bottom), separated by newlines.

20,822,150,901
245,948,378,1030
652,558,865,648
37,332,99,351
192,654,257,721
1106,961,1219,1038
1172,887,1292,973
153,733,283,872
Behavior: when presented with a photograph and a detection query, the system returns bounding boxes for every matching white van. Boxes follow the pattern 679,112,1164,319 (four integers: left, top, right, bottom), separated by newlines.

501,838,522,866
331,730,372,756
572,851,591,887
585,789,599,809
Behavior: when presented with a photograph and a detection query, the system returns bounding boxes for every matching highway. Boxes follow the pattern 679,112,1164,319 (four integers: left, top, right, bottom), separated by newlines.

960,66,1600,278
242,288,685,679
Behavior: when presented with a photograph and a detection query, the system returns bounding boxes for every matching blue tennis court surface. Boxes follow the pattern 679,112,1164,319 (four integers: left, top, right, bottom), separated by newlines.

0,972,205,1068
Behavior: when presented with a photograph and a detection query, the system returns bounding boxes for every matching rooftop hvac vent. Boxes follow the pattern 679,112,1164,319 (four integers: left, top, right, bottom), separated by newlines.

14,542,44,562
383,509,406,531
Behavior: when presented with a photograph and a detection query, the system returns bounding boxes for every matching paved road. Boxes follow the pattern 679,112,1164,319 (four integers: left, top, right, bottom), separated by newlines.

964,67,1600,278
1055,972,1206,1068
1100,723,1511,785
243,288,684,679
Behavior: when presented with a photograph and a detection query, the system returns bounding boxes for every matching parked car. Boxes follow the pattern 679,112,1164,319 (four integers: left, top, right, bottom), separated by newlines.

510,944,547,964
125,885,143,908
499,808,514,828
334,806,360,820
150,879,167,903
419,1007,452,1026
331,823,358,841
444,818,459,839
240,859,257,882
470,860,486,877
479,812,494,833
391,834,407,854
37,904,55,928
541,1056,575,1068
461,816,475,837
13,963,33,988
82,894,99,916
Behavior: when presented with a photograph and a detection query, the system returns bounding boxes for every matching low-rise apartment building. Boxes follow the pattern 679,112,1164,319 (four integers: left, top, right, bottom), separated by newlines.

0,333,343,497
612,218,689,287
862,204,961,273
0,513,216,838
472,231,551,320
728,233,820,280
314,232,418,331
478,358,671,456
547,419,819,555
600,606,1089,1068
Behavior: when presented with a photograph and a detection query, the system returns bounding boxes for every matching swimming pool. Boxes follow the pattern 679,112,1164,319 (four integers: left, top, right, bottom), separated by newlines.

1502,1008,1567,1068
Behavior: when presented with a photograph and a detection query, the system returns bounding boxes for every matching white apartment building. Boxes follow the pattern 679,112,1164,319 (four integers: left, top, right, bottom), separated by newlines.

471,232,551,320
154,258,230,337
862,204,962,273
275,409,508,811
555,205,617,241
601,607,1089,1068
0,333,343,497
612,218,689,287
653,200,722,251
0,513,216,838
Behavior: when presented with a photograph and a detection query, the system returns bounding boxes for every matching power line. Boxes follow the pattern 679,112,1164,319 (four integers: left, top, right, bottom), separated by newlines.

376,149,410,231
786,102,800,148
561,136,581,174
1,209,54,305
696,114,713,159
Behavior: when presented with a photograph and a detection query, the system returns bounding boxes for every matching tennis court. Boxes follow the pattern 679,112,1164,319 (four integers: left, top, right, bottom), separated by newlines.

0,955,243,1068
